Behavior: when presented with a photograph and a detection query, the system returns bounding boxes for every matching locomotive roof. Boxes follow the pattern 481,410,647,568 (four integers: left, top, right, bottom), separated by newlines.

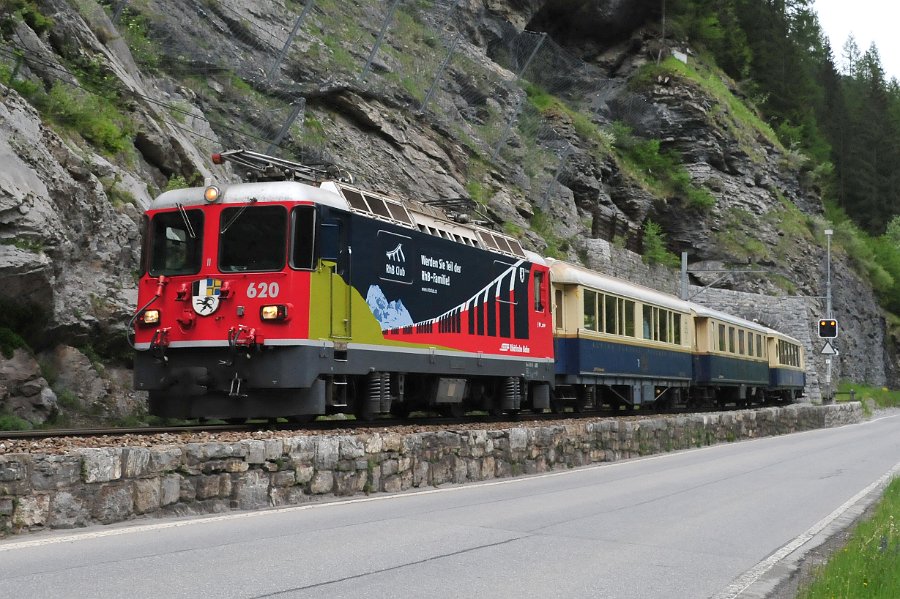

150,181,349,211
150,180,530,260
547,259,694,313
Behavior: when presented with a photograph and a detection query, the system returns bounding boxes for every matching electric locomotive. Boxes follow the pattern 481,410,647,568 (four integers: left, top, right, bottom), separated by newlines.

132,150,554,420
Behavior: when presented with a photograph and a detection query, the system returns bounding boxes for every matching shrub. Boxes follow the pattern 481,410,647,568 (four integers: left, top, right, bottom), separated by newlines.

642,220,680,268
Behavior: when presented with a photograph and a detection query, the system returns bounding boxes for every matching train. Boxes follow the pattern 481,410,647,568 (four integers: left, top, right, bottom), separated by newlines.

131,150,805,421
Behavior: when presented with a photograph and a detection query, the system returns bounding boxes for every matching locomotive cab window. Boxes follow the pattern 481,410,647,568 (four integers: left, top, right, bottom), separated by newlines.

219,205,287,272
149,209,204,276
291,205,317,270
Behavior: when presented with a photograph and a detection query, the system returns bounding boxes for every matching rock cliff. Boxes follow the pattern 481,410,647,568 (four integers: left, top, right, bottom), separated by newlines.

0,0,895,425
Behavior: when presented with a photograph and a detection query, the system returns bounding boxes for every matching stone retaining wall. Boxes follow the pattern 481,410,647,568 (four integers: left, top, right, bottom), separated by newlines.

0,403,863,536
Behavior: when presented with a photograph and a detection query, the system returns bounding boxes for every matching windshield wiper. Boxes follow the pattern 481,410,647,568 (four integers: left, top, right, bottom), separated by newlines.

220,198,258,234
176,203,196,239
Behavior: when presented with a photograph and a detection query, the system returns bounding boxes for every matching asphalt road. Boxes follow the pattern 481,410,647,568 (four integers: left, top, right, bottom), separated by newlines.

2,411,899,599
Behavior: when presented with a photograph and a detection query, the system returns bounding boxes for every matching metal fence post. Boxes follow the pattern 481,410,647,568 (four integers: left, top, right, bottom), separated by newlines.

112,0,129,23
418,31,461,114
359,0,401,82
266,0,315,84
266,97,306,154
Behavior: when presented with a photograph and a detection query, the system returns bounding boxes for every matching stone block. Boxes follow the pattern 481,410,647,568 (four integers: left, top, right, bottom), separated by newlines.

179,476,196,502
508,427,527,452
14,494,50,529
264,439,284,461
334,471,365,495
133,478,161,514
381,432,403,453
364,434,383,454
270,486,305,507
196,475,223,500
339,436,365,460
382,475,401,493
271,471,296,487
294,465,314,484
78,448,122,483
149,448,183,473
233,470,270,510
48,491,90,529
31,455,81,490
123,448,151,478
310,471,333,495
241,440,266,465
92,483,133,524
161,475,180,506
0,497,13,515
0,456,30,494
286,436,316,462
315,437,340,469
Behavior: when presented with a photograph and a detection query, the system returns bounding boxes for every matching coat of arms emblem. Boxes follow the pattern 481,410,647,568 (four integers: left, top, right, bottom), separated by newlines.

192,278,223,315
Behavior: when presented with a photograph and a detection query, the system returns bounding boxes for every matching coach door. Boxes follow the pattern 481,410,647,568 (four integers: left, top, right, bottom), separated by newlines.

320,219,351,339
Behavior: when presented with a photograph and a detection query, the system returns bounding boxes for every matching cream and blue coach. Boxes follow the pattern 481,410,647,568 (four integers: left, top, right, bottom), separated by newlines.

690,304,771,406
548,260,694,409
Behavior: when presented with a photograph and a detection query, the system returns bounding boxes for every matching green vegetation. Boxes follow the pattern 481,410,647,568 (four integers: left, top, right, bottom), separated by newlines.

631,56,781,154
641,220,680,267
836,381,900,410
525,83,608,146
0,58,134,156
164,175,191,192
101,176,137,207
0,0,53,36
798,477,900,598
530,208,566,258
118,8,161,70
0,413,31,431
610,122,716,210
0,327,29,359
0,237,43,253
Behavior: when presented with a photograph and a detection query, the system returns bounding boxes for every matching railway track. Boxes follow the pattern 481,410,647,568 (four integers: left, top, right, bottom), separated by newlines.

0,403,747,444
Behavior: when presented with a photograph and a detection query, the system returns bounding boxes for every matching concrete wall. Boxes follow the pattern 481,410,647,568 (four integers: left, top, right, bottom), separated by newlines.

0,403,862,536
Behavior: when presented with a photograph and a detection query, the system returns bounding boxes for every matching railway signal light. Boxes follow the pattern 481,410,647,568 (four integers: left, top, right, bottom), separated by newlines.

818,319,838,338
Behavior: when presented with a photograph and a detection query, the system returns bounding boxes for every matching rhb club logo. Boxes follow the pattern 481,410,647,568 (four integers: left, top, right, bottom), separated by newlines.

192,278,223,315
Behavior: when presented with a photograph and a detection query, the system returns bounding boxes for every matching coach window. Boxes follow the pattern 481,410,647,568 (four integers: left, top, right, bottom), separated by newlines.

718,324,726,352
623,300,635,336
604,296,616,334
642,305,652,340
219,205,286,272
738,330,745,355
583,289,598,331
728,327,736,353
291,205,317,270
673,313,682,345
149,209,204,276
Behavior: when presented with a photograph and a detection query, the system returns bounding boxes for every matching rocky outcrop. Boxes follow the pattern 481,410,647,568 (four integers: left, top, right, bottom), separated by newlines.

0,403,864,536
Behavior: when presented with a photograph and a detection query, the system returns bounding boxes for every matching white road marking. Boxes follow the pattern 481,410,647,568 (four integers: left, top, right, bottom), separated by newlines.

713,458,900,599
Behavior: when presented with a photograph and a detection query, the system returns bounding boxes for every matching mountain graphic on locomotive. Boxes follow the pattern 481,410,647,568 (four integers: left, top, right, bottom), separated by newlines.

131,150,805,421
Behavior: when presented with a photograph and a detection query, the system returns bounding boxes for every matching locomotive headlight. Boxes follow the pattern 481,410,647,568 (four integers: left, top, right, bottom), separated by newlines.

141,309,160,325
204,185,220,203
260,305,288,321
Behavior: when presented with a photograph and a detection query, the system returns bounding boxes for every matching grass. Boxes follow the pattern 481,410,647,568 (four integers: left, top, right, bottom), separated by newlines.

835,381,900,410
0,413,31,431
798,477,900,598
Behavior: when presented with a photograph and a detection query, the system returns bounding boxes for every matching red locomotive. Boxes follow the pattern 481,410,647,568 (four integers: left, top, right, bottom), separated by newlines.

132,150,555,420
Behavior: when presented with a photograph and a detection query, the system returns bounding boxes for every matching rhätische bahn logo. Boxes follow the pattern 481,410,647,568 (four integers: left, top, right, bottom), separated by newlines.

192,278,222,315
